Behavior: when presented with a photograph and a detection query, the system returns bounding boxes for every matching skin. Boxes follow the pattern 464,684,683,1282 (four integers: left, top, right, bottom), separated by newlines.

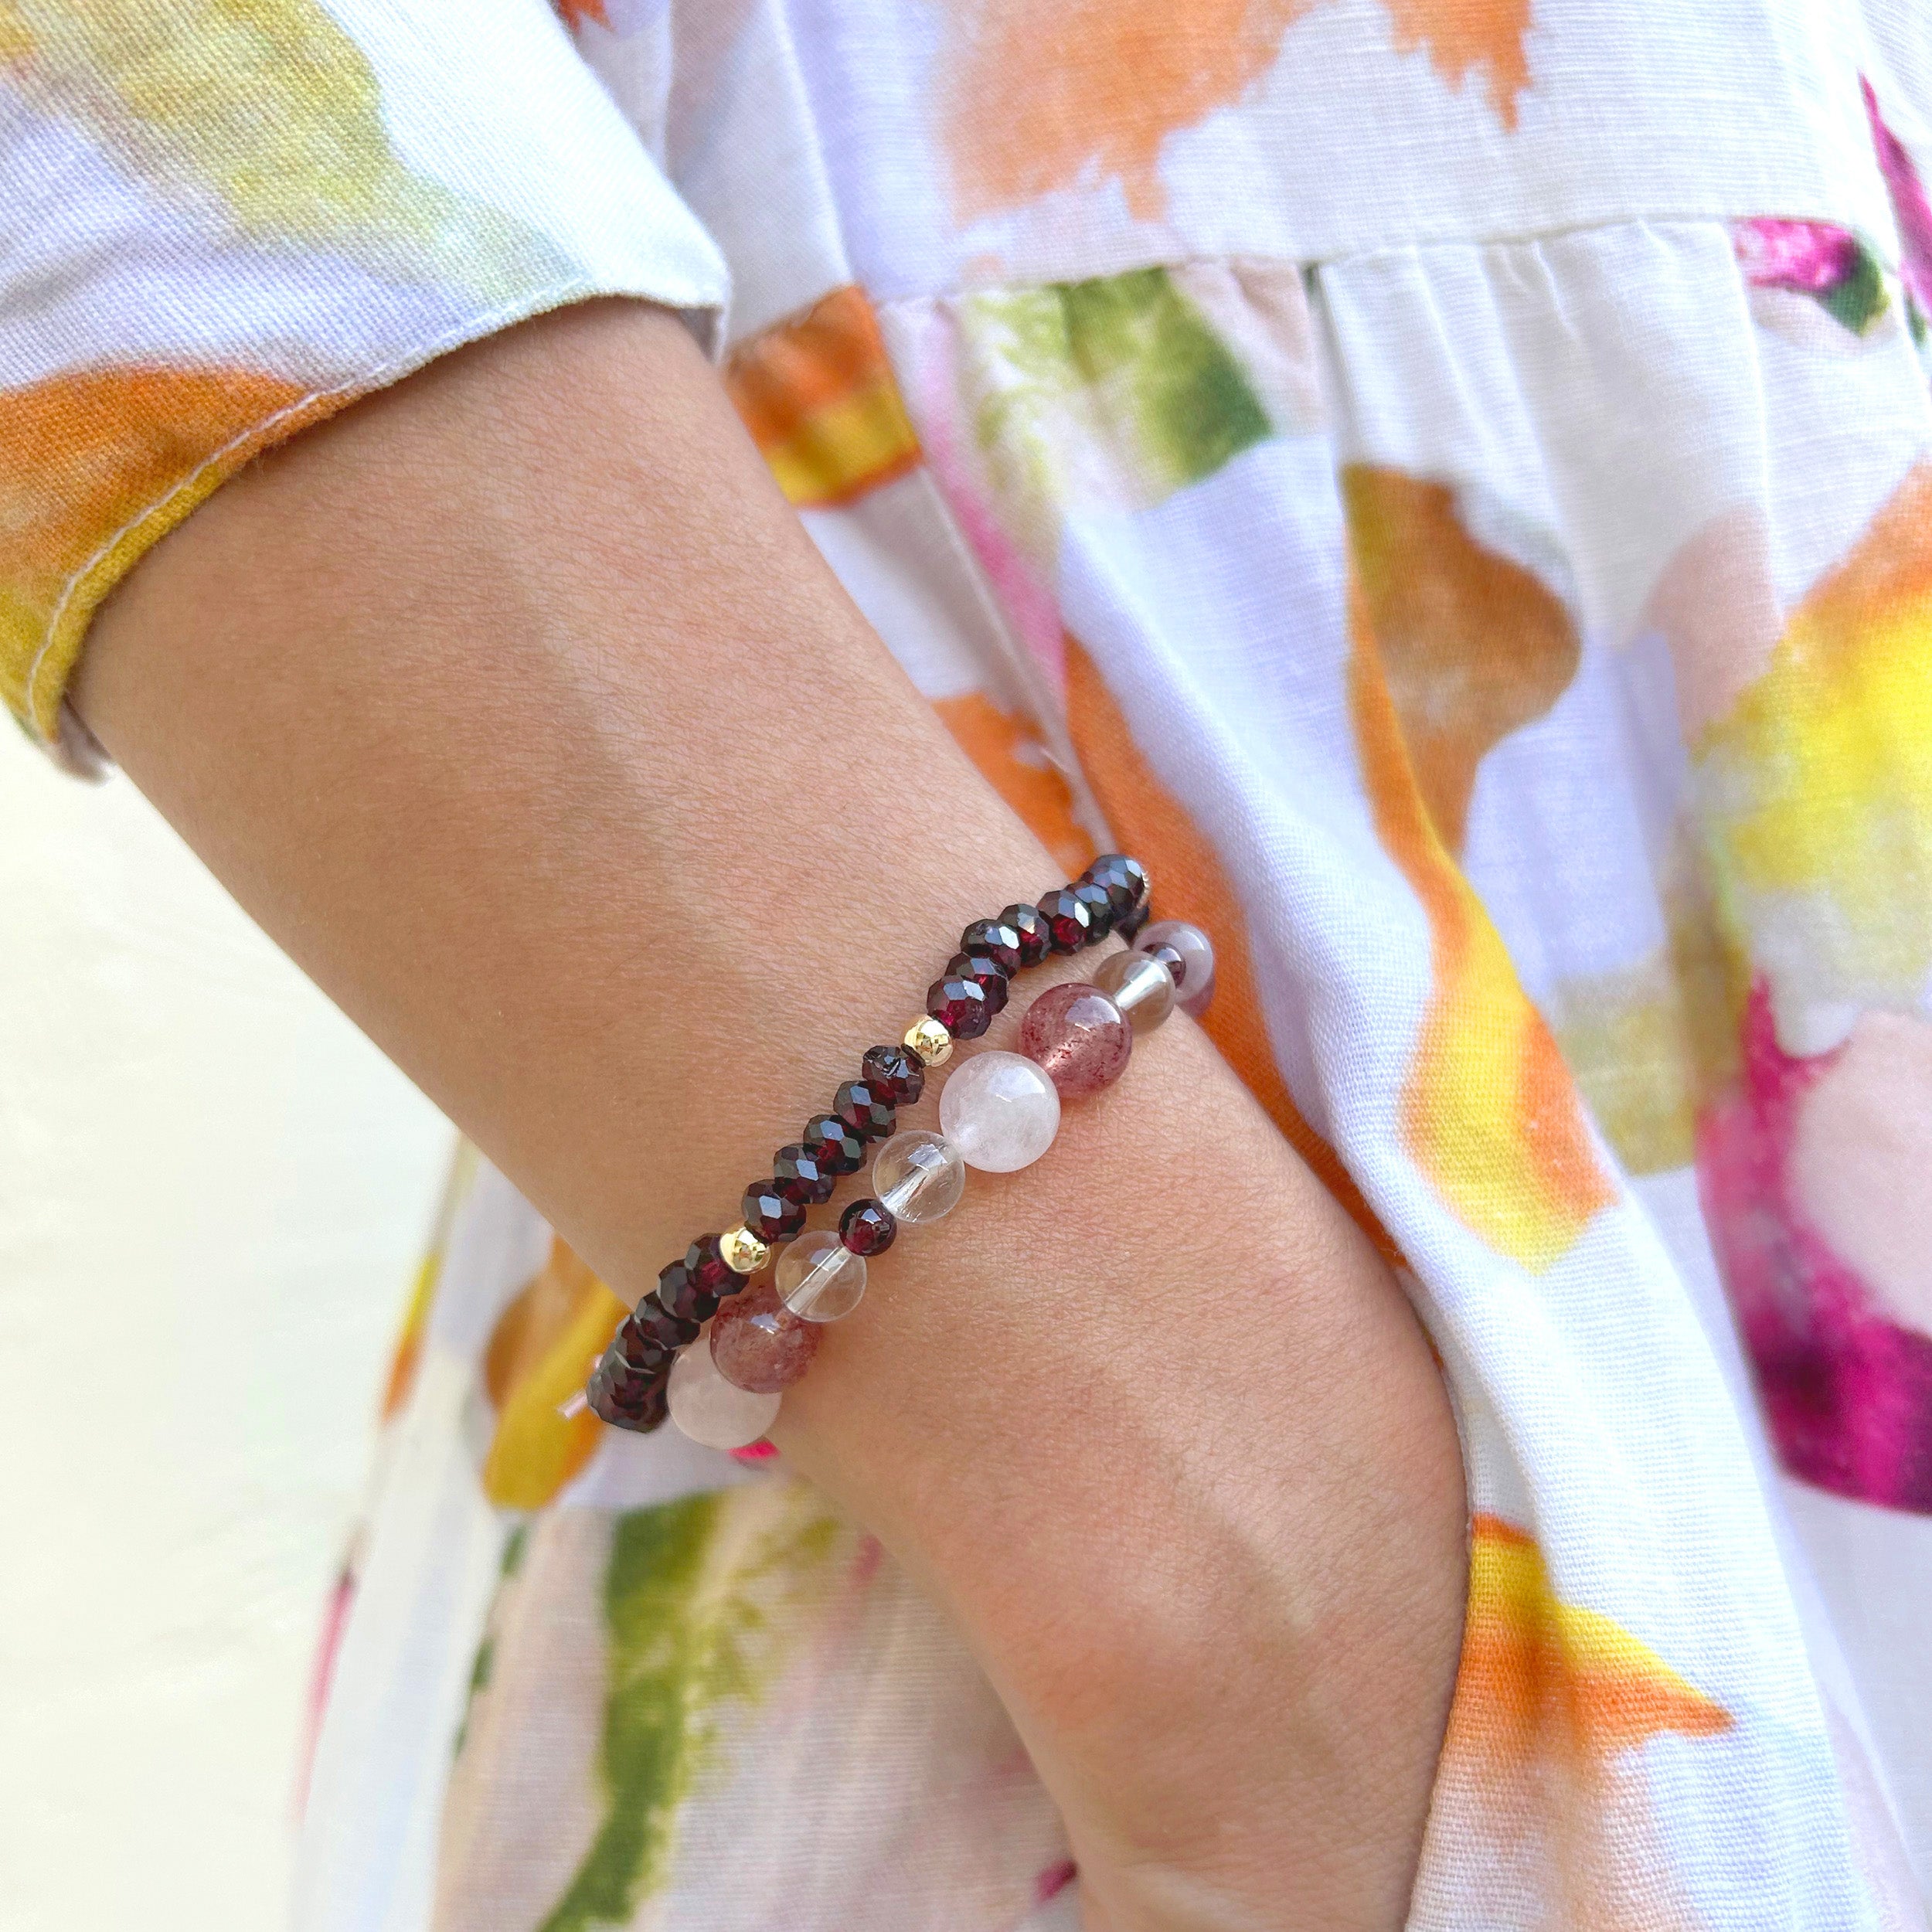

74,300,1468,1930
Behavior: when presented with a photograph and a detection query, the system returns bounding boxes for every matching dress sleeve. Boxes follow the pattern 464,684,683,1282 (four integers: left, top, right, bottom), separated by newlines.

0,0,730,769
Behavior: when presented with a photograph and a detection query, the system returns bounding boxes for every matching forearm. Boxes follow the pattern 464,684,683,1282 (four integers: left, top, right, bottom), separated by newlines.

75,300,1465,1929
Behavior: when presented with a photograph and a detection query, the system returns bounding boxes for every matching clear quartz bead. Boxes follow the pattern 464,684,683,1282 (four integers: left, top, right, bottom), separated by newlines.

1134,920,1216,1018
937,1049,1061,1172
776,1229,868,1322
871,1129,967,1225
1093,949,1176,1032
668,1342,781,1449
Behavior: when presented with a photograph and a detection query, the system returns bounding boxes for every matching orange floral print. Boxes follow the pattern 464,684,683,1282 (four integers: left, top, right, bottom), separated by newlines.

1349,576,1614,1267
1063,633,1399,1259
723,286,923,509
0,365,336,736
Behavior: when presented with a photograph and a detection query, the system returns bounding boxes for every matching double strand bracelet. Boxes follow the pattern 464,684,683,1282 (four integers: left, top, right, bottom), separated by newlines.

573,853,1216,1451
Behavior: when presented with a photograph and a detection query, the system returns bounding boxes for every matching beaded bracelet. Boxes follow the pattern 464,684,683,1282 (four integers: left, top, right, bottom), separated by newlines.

573,853,1216,1451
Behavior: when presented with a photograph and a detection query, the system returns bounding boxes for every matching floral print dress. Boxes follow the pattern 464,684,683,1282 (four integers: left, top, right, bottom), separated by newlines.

5,2,1931,1926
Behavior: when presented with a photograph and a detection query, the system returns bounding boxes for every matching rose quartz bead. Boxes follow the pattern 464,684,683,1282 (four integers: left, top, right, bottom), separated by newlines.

1093,949,1176,1032
938,1049,1060,1171
1134,920,1216,1018
1019,981,1132,1097
668,1342,781,1448
710,1278,820,1393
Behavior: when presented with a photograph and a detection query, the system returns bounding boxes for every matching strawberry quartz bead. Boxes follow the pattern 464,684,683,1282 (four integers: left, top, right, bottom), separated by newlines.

1033,887,1093,953
861,1042,925,1105
959,917,1024,977
839,1197,897,1256
742,1179,808,1243
711,1278,821,1393
834,1078,896,1141
927,972,994,1038
802,1113,867,1174
1020,981,1132,1097
1000,903,1052,967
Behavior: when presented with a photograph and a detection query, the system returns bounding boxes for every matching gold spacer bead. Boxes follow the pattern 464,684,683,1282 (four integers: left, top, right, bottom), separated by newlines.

719,1224,770,1275
904,1015,954,1066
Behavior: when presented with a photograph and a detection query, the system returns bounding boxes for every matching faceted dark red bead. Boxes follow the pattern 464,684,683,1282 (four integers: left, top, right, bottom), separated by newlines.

1114,900,1150,944
927,973,993,1037
861,1043,925,1106
742,1179,808,1243
959,917,1024,976
685,1234,739,1296
1001,903,1051,967
1080,853,1149,920
1070,879,1115,942
945,951,1012,1012
839,1197,898,1256
612,1311,680,1375
1033,888,1093,953
655,1257,720,1325
631,1301,701,1353
801,1113,867,1174
834,1078,896,1142
772,1142,837,1205
587,1355,668,1432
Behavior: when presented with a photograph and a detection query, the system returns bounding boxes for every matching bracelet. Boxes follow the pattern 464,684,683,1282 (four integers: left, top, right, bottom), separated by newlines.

574,854,1216,1451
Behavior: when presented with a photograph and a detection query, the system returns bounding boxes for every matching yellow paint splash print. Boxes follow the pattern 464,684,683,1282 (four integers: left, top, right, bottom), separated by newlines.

1349,572,1613,1267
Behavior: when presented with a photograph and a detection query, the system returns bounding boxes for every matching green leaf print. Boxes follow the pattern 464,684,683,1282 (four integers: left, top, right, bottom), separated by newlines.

964,266,1273,544
1818,240,1891,335
539,1485,842,1932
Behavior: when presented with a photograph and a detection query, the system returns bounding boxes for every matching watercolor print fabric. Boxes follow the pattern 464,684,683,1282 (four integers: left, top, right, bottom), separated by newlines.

0,0,724,763
7,2,1931,1927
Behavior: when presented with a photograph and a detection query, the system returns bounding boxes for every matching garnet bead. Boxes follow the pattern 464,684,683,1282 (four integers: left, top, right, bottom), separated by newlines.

927,973,993,1038
959,917,1024,976
802,1113,867,1174
834,1077,896,1141
1081,853,1149,920
742,1179,808,1243
1115,900,1150,943
1000,903,1051,966
655,1257,721,1325
1141,940,1185,985
773,1142,837,1205
1070,879,1115,941
587,1356,668,1432
861,1042,925,1105
612,1311,679,1376
711,1278,821,1393
1034,888,1093,953
685,1233,739,1296
631,1300,701,1353
839,1197,898,1255
945,951,1012,1012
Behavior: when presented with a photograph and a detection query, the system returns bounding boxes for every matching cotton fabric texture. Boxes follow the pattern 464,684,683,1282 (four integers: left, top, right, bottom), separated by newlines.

5,2,1931,1926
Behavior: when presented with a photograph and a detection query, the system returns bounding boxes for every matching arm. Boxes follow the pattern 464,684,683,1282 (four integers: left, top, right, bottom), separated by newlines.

75,298,1466,1930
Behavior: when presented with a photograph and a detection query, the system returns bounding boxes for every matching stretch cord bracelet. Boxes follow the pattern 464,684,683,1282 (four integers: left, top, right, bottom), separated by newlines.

570,855,1216,1451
